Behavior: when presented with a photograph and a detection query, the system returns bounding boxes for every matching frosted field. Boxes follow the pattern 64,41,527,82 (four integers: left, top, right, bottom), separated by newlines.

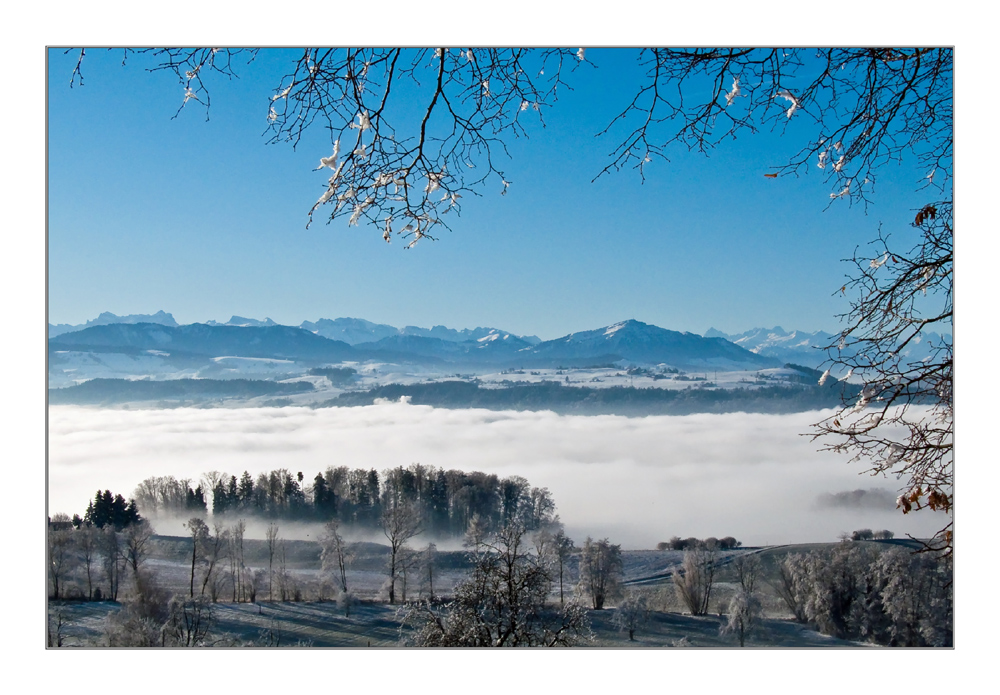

47,403,945,548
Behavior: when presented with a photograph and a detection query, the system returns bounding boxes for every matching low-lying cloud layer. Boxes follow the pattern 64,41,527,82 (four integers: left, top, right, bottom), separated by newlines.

48,403,944,548
815,488,898,511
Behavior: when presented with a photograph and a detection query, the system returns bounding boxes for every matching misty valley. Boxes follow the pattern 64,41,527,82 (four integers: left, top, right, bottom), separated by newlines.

47,313,953,648
47,463,952,648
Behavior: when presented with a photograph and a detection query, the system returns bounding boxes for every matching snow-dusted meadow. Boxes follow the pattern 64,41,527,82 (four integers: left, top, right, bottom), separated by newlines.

48,402,944,547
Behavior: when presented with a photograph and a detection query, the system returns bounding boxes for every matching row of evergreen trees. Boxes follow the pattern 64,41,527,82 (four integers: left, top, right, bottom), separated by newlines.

80,490,143,530
132,465,555,537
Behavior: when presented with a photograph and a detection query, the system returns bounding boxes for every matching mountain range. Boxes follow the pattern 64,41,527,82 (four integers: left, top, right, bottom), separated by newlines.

48,316,783,383
49,312,541,345
49,313,952,378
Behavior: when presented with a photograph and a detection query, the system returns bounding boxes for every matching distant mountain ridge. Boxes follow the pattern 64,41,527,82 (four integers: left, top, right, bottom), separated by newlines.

704,325,951,369
704,326,835,368
300,316,542,345
49,310,179,338
49,317,779,372
50,323,355,362
206,316,279,328
50,312,540,345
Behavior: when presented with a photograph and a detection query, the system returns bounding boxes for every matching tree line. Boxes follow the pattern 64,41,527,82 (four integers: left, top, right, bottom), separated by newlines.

132,464,556,538
773,543,952,647
327,379,857,416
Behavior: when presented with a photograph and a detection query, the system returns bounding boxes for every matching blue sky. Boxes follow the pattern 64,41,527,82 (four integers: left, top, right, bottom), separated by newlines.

48,48,940,339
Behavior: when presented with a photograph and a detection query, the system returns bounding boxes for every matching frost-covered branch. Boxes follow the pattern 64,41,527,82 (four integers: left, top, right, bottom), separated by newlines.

812,202,953,555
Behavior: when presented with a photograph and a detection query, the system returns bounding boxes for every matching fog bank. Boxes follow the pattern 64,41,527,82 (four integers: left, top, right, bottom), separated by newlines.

48,403,944,548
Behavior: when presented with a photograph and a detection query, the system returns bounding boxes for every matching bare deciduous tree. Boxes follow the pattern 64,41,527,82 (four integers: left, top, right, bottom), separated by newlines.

185,517,209,598
673,548,717,616
552,530,576,607
318,519,351,594
380,493,422,605
162,596,214,647
227,519,246,602
402,520,590,647
122,519,154,581
578,537,623,611
265,522,279,601
420,543,438,601
733,552,762,595
77,523,99,600
813,206,953,555
200,521,228,600
98,47,585,248
99,525,124,601
48,525,76,600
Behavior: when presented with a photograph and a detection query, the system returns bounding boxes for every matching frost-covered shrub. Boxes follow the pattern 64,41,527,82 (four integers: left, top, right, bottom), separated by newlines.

337,590,356,618
613,591,649,640
104,609,163,647
162,596,214,647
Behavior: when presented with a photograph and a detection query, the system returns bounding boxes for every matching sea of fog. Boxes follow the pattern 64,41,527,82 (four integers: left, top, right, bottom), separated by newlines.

47,402,945,548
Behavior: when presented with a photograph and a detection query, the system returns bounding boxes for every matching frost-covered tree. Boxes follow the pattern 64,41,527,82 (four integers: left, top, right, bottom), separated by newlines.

122,519,154,580
265,522,279,601
227,519,247,602
612,591,649,641
199,521,228,599
775,543,951,645
552,530,576,607
797,544,873,640
772,553,809,623
673,548,717,616
578,537,623,610
162,595,214,647
318,519,351,594
723,552,765,646
185,517,210,598
876,548,952,647
48,525,76,600
99,525,124,601
380,492,422,604
420,543,438,601
397,546,420,603
401,520,590,647
77,523,99,600
248,568,267,604
721,587,762,647
733,552,762,595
